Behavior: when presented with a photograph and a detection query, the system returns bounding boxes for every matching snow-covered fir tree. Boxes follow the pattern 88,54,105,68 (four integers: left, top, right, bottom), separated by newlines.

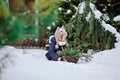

59,0,119,55
66,1,117,52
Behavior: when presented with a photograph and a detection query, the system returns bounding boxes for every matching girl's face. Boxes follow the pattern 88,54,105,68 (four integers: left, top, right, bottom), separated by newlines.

58,34,67,42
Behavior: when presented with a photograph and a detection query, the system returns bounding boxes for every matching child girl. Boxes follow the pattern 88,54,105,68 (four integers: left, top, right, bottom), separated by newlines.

45,26,67,61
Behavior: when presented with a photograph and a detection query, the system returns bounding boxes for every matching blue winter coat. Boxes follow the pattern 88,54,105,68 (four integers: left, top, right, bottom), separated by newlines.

45,36,64,61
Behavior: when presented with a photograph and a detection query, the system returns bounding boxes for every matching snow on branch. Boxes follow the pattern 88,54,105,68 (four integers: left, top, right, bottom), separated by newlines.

77,1,120,48
101,21,117,34
80,2,120,48
113,15,120,21
101,19,120,48
86,12,91,22
89,3,102,19
78,2,86,14
89,3,120,48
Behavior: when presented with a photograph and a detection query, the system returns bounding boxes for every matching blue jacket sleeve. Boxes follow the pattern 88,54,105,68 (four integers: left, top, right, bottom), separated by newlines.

48,37,56,53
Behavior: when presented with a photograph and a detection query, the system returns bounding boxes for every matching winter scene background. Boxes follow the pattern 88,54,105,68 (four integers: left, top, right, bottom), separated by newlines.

0,0,120,80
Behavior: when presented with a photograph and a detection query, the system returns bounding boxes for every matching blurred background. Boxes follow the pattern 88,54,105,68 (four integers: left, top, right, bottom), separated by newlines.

0,0,61,48
0,0,120,50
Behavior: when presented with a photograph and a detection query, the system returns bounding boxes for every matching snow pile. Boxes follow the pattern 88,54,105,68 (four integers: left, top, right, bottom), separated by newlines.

0,1,120,80
92,48,120,67
113,15,120,21
0,46,17,74
0,46,120,80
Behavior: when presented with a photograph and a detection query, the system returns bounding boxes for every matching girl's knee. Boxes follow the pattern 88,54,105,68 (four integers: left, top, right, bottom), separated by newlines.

45,53,51,60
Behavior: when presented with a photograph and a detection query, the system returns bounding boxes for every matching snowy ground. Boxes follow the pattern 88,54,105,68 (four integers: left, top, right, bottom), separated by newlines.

0,46,120,80
0,1,120,80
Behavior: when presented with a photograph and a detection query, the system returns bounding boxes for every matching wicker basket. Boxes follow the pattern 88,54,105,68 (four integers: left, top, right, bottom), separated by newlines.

62,54,78,63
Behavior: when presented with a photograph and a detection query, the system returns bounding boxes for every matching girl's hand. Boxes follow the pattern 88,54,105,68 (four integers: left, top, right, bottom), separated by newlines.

55,45,59,49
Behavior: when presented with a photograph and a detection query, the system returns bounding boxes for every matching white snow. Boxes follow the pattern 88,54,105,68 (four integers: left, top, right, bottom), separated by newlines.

102,14,110,21
52,22,55,26
1,1,120,80
86,12,91,21
58,7,62,11
72,15,75,19
66,9,72,14
0,46,120,80
102,6,107,12
78,2,86,14
89,3,110,21
101,21,117,34
0,46,16,79
113,15,120,21
90,3,102,19
47,26,51,30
